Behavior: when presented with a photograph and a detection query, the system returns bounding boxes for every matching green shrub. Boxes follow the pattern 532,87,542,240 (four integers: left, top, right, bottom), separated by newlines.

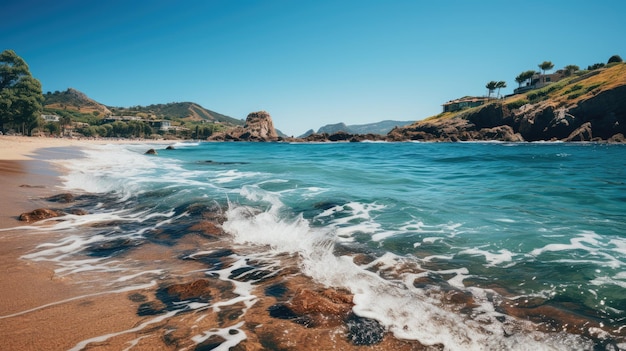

567,92,583,100
506,99,529,109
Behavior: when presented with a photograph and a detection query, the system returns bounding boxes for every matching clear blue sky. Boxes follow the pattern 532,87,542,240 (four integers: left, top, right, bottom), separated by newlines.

2,0,624,136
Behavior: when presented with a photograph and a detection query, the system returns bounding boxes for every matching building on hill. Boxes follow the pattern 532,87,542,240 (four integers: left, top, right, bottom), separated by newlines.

148,120,171,131
442,96,490,112
41,114,60,122
514,71,566,94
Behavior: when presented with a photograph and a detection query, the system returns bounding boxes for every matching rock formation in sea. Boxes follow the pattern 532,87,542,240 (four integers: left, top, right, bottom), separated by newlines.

209,111,279,142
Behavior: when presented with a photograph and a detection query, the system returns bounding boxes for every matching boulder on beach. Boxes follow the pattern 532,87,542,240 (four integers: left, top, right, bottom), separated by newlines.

19,208,62,222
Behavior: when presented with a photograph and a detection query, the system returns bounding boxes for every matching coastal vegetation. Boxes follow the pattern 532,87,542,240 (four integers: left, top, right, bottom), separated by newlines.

0,49,44,135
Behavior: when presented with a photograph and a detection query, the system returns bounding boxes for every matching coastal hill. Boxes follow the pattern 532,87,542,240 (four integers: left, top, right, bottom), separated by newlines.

43,89,243,126
44,88,112,116
387,62,626,142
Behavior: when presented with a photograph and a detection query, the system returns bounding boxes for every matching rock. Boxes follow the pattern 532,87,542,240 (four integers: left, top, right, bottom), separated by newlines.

346,314,386,345
328,131,353,142
564,122,593,141
165,145,175,150
19,208,62,222
608,133,625,143
210,111,279,142
164,279,213,302
145,148,158,155
477,125,524,142
69,208,88,216
46,193,75,203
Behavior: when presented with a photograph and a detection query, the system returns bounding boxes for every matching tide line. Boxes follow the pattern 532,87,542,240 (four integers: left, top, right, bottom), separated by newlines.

0,280,156,320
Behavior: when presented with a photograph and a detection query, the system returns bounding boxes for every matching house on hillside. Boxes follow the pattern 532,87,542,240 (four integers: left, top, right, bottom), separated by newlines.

41,114,60,122
442,96,490,112
148,120,171,131
514,70,566,94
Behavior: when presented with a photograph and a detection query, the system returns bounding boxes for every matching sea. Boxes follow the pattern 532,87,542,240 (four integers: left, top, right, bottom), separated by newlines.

9,141,626,350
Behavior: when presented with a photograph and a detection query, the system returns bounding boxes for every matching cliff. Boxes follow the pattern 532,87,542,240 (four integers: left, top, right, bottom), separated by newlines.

388,63,626,142
209,111,279,141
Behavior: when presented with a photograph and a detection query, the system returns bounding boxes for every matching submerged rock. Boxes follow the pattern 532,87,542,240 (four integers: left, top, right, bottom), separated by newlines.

46,193,75,203
346,314,386,345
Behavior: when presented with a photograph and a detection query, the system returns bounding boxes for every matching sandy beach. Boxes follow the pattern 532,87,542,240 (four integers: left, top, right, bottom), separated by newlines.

0,136,172,350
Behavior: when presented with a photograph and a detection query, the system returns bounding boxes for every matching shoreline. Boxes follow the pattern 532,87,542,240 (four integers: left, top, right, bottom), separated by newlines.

0,136,169,350
0,136,621,350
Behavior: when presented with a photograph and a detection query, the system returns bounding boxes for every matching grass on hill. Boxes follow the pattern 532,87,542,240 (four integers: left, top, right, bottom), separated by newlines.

421,62,626,124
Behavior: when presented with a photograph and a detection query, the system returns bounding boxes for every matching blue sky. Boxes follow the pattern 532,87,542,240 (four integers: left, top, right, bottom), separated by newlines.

2,0,624,136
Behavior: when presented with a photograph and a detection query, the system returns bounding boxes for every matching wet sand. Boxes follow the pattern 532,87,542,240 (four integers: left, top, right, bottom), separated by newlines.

0,137,166,350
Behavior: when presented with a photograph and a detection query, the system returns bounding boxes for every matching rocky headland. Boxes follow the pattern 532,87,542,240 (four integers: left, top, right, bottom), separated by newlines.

388,63,626,142
216,63,626,143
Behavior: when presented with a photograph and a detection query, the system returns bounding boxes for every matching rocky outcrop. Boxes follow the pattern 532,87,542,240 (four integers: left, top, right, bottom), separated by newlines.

19,208,62,222
389,83,626,142
210,111,279,141
387,64,626,142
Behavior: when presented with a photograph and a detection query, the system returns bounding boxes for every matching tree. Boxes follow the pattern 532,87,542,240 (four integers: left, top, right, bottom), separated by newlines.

495,81,507,98
515,70,537,88
486,81,498,98
587,63,605,70
515,73,526,88
0,50,44,135
608,55,623,64
538,61,554,75
564,64,580,76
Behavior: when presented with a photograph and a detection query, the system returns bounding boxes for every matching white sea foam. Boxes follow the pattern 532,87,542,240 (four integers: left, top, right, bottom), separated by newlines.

222,191,590,350
459,248,516,266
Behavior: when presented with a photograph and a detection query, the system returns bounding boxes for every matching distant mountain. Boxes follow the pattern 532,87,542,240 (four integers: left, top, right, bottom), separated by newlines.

300,120,414,137
349,120,415,134
318,123,351,135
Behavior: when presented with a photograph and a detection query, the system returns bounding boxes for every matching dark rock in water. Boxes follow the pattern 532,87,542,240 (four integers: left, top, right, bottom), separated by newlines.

128,293,148,303
165,145,175,150
268,304,299,320
158,279,213,304
265,283,288,297
346,314,386,345
137,301,167,316
145,148,158,155
19,208,62,222
267,304,314,327
46,193,75,203
69,208,88,216
194,335,226,351
87,237,140,257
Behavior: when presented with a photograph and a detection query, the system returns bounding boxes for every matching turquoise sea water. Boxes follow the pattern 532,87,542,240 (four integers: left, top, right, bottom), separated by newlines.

14,142,626,349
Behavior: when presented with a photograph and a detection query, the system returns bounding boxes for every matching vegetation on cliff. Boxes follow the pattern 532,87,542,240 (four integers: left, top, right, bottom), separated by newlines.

389,59,626,142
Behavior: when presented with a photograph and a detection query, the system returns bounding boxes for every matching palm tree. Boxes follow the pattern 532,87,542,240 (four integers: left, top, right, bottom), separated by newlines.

486,81,498,99
495,81,507,98
538,61,554,75
515,73,526,88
